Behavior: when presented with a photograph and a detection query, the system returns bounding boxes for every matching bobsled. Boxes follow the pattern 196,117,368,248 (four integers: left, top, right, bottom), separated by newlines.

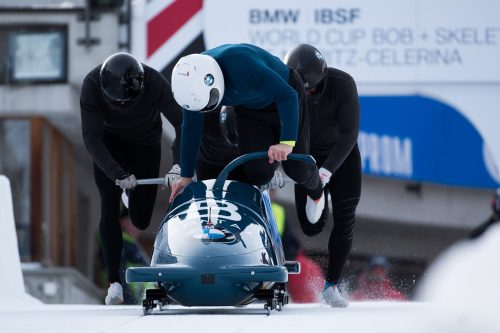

126,152,313,315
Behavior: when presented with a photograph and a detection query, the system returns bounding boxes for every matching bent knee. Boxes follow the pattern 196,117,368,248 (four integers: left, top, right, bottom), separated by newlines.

129,212,152,230
244,163,274,185
131,220,149,231
299,216,326,236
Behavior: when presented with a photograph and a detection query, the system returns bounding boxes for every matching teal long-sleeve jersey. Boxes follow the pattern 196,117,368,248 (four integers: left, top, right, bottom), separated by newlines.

180,43,299,178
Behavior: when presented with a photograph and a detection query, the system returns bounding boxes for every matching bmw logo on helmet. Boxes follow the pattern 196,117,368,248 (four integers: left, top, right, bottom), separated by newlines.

204,74,214,86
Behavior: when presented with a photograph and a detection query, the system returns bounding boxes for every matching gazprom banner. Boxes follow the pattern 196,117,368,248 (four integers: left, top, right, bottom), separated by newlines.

358,96,499,189
204,0,500,83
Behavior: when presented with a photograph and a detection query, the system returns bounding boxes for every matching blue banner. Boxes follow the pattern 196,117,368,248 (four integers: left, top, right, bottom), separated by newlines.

358,95,499,189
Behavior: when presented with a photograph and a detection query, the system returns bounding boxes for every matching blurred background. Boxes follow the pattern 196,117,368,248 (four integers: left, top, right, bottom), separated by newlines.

0,0,499,304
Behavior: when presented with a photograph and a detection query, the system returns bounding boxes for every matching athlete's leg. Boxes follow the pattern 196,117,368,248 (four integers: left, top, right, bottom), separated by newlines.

324,146,361,284
127,143,161,230
235,108,277,185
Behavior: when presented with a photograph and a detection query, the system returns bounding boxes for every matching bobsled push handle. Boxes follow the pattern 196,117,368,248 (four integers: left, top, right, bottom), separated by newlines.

136,178,164,185
213,152,316,191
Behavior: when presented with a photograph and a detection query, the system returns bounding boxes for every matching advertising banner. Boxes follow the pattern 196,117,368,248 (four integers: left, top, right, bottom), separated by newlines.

204,0,500,83
358,96,499,188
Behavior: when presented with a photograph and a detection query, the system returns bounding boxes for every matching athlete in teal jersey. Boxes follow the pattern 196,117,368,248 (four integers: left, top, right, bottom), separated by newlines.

180,44,299,178
170,44,325,224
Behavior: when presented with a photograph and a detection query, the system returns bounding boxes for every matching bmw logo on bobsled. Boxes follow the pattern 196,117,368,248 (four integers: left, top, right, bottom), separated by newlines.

126,152,310,315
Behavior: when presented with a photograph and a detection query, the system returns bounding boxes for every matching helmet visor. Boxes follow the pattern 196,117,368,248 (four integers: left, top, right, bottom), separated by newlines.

199,88,220,112
101,69,144,103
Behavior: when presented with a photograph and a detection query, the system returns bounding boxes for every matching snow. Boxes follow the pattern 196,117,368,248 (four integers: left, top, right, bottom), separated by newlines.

1,173,499,332
0,303,436,333
0,176,40,306
416,224,500,333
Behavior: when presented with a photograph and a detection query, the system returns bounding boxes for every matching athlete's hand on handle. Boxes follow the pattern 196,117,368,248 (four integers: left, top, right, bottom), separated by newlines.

268,143,293,164
115,174,137,190
164,164,181,187
169,177,193,203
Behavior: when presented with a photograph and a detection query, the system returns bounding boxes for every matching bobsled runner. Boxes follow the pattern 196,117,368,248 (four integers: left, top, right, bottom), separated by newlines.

126,152,313,315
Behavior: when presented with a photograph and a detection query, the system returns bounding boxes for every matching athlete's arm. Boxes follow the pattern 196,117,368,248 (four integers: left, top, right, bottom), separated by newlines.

80,78,127,180
322,75,360,173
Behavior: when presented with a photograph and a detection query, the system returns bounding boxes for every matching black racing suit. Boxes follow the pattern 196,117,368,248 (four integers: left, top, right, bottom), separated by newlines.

80,64,182,283
235,69,323,200
294,67,362,285
196,110,243,181
195,70,321,200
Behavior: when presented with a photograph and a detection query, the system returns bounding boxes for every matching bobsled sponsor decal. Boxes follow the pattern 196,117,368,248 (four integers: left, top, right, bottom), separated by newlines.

183,199,242,222
193,219,236,243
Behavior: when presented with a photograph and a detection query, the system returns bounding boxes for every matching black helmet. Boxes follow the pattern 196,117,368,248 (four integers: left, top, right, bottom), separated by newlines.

100,52,144,104
284,44,327,91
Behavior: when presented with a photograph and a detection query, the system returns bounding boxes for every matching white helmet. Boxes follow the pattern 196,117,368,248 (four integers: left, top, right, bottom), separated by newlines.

171,54,225,112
